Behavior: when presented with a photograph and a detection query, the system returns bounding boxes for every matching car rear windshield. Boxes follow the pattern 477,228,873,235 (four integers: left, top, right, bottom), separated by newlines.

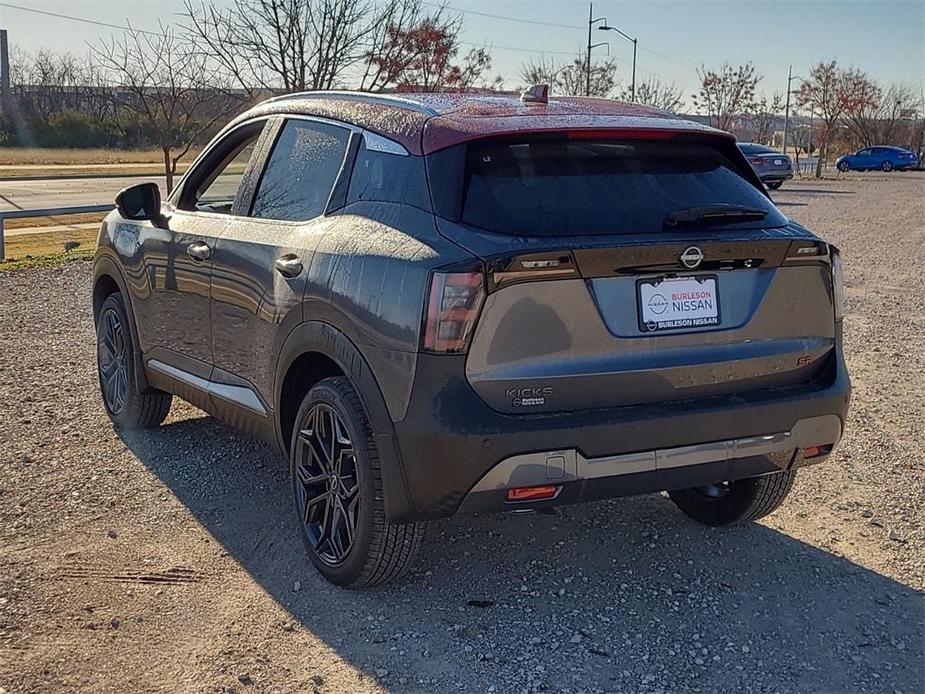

738,143,776,155
450,135,785,236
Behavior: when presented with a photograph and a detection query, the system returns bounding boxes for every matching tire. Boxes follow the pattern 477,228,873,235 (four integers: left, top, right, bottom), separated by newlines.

881,160,893,172
96,292,172,429
765,180,783,190
290,377,424,587
837,161,850,172
668,470,796,527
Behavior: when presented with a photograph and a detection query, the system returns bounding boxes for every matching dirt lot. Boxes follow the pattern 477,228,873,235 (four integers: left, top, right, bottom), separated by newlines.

1,174,923,694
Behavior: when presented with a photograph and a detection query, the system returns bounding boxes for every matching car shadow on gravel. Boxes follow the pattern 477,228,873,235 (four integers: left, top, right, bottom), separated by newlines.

120,416,924,693
777,187,856,196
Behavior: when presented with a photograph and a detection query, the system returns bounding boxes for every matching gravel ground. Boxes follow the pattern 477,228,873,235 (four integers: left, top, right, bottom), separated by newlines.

1,173,923,694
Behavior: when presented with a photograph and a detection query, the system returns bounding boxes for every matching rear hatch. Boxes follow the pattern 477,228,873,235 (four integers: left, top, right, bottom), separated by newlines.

747,152,792,174
427,131,836,414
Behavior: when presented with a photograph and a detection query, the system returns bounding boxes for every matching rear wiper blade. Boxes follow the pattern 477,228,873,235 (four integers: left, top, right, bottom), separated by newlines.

664,204,768,227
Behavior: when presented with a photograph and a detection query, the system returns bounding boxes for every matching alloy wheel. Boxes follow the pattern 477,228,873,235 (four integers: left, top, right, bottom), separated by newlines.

293,403,360,566
98,307,128,415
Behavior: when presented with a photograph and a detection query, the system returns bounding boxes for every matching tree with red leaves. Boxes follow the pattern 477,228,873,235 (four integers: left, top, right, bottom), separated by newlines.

364,15,497,92
798,60,878,178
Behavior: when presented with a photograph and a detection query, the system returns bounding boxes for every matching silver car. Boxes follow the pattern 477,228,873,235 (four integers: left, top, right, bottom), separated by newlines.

738,142,793,189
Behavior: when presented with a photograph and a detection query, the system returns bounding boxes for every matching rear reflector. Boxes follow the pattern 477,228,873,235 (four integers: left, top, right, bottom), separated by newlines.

801,444,833,460
506,485,559,502
422,270,485,353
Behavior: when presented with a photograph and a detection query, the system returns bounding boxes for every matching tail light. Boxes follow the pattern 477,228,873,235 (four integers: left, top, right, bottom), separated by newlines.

422,270,485,353
801,444,834,460
506,485,559,502
830,245,845,321
749,158,764,166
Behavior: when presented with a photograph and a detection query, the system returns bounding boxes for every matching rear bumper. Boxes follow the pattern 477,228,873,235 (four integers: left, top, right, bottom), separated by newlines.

761,172,794,182
457,414,839,513
388,346,850,523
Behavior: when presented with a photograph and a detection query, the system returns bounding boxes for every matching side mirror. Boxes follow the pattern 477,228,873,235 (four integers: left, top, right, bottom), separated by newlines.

115,182,166,227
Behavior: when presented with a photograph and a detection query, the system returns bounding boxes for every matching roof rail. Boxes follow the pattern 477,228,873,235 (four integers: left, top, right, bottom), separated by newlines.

262,90,440,116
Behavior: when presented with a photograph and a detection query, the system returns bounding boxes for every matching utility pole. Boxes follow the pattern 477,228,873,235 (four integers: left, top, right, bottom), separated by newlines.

782,65,792,154
0,29,10,112
586,3,593,97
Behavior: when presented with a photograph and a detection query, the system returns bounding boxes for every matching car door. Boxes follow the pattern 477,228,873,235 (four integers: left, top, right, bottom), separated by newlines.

854,148,873,169
207,116,354,430
137,119,270,400
133,121,269,396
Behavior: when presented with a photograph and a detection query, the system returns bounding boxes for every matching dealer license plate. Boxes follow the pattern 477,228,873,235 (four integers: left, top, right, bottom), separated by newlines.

638,276,720,333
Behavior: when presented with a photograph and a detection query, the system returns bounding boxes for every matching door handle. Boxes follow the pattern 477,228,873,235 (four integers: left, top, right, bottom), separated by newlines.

275,254,303,278
187,241,211,262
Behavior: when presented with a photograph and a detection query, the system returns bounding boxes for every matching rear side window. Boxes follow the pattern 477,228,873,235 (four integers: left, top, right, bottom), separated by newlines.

251,119,349,221
347,140,430,210
445,136,785,236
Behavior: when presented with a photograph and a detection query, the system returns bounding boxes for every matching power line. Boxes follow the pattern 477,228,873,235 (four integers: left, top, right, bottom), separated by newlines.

430,2,699,73
424,1,584,30
0,2,162,37
638,45,699,72
2,0,693,82
461,40,576,56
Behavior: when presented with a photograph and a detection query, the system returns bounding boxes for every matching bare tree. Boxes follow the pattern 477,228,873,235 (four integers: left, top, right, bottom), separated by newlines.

91,24,233,192
843,82,919,147
797,60,877,178
520,54,618,97
751,92,785,145
692,62,761,132
520,56,560,89
183,0,399,94
621,77,684,112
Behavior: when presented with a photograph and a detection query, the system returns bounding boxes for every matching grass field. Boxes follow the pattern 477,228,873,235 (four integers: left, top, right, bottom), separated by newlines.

3,212,106,231
0,227,98,271
0,147,196,178
0,148,173,165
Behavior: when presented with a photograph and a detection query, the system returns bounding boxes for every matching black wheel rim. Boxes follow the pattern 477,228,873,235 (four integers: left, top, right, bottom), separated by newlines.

293,403,360,566
97,307,128,415
693,481,733,500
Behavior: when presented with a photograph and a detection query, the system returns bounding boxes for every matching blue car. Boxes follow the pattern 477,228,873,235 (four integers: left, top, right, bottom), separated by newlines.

836,146,918,172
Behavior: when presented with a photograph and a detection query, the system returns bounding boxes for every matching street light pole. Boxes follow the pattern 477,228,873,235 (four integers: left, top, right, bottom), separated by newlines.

630,37,637,101
598,22,638,101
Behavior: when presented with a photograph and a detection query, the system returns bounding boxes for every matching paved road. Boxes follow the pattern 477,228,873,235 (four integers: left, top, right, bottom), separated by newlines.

0,175,165,212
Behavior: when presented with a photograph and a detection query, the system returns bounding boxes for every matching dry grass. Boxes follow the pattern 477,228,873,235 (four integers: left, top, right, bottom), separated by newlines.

0,148,189,166
3,212,106,231
0,148,197,178
0,227,98,271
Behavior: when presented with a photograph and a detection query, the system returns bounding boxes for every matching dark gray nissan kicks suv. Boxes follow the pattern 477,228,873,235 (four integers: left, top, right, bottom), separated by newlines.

92,91,851,586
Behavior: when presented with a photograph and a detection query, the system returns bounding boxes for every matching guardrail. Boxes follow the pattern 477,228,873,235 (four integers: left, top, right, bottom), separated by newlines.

0,204,112,261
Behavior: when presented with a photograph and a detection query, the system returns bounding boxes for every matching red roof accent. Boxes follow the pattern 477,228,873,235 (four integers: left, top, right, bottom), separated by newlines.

233,92,729,156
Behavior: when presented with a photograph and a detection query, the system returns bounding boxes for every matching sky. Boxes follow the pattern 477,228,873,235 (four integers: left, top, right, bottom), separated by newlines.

1,0,923,108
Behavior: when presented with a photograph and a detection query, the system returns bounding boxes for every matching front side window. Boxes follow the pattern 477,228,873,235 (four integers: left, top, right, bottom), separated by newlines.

250,119,350,221
177,124,264,215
